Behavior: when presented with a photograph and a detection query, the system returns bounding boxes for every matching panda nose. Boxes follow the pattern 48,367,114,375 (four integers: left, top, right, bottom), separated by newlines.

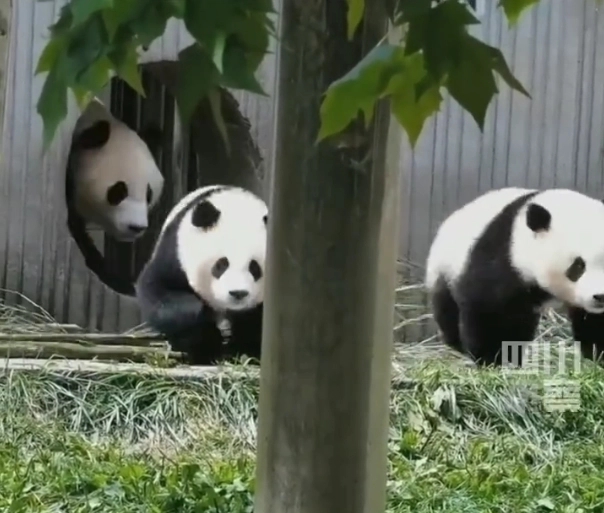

594,294,604,303
128,224,146,234
229,290,249,300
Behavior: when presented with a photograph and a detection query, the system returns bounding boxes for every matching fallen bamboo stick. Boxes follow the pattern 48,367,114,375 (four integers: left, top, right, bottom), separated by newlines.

0,341,180,362
0,332,166,346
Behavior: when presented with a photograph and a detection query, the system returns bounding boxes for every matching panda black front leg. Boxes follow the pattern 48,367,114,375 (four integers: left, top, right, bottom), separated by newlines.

180,318,227,366
459,304,540,367
431,276,463,353
137,288,203,339
226,304,264,362
567,306,604,365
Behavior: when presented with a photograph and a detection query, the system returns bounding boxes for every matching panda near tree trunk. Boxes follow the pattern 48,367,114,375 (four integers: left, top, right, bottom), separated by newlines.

135,185,268,365
425,187,604,367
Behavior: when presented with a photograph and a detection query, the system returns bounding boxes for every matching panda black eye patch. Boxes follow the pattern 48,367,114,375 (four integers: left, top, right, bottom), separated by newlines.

566,257,586,282
249,260,262,281
212,257,230,278
106,181,128,206
146,185,153,204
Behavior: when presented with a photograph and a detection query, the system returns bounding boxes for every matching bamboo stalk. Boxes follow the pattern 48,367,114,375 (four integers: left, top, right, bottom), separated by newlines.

0,341,180,362
43,323,88,333
0,333,166,346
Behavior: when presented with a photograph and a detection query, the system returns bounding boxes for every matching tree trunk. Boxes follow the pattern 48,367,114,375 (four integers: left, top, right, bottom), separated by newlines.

0,0,10,157
254,0,401,511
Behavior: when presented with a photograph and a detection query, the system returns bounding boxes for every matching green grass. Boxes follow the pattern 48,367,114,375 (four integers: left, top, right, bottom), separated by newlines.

0,281,603,512
1,355,604,512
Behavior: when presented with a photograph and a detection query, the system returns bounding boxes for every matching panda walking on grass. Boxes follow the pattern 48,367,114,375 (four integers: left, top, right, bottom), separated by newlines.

425,187,604,367
135,185,268,365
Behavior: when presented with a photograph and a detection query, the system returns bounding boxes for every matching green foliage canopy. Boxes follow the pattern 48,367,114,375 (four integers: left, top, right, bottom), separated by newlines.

35,0,275,150
33,0,577,150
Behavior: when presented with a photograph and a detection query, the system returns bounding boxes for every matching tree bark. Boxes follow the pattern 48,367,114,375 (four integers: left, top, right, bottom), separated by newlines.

254,0,401,511
0,0,10,157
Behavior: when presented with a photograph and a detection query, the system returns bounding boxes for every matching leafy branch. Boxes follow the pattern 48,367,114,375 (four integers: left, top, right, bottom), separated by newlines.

319,0,539,147
33,0,585,150
34,0,275,149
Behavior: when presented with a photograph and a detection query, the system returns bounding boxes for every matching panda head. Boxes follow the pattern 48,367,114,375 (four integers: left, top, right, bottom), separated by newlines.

69,116,164,242
513,189,604,314
177,187,268,313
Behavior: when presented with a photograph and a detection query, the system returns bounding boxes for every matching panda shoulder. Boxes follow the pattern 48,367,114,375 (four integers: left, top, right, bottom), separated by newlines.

425,187,535,287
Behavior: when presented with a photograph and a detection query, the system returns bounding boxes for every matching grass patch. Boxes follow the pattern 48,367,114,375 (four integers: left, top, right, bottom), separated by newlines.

1,355,604,512
1,282,603,511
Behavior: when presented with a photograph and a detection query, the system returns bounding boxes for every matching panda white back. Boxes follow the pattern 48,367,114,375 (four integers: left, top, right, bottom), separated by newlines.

425,187,533,289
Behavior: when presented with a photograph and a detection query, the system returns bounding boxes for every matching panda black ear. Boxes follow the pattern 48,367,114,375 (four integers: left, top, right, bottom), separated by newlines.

526,203,551,232
192,200,221,230
263,214,268,226
74,120,111,149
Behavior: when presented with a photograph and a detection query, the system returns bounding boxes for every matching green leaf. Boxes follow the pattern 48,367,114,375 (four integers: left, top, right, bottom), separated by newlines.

130,1,171,47
176,44,218,125
387,54,443,146
35,37,66,75
400,0,528,132
395,0,432,22
167,0,186,18
245,0,277,13
37,61,69,150
212,32,228,74
318,43,405,142
64,15,110,84
108,42,145,95
443,34,529,129
208,87,231,155
219,35,267,95
70,0,114,27
101,9,120,40
405,0,479,81
476,40,530,97
71,86,95,111
102,0,145,29
392,85,442,147
49,4,73,37
184,0,236,49
499,0,540,25
231,12,272,73
446,38,498,129
75,55,113,93
346,0,364,40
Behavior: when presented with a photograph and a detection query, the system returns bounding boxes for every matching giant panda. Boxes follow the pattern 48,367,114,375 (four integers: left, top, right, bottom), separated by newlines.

135,184,268,365
425,187,604,367
66,98,165,295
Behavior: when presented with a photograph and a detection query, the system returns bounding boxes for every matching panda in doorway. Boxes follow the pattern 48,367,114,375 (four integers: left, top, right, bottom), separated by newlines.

425,187,604,367
135,185,268,365
66,98,165,295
